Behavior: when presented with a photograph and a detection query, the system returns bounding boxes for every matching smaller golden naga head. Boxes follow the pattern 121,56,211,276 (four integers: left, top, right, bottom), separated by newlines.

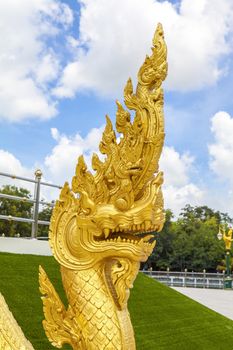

49,23,167,271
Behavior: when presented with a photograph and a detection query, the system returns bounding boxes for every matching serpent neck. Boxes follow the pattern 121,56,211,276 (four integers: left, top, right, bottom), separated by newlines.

61,263,136,350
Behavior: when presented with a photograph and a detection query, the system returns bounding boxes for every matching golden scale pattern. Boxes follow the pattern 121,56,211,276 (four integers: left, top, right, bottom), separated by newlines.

0,23,167,350
0,293,34,350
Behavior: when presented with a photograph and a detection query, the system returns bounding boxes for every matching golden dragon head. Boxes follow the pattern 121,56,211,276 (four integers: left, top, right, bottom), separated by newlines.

49,23,167,270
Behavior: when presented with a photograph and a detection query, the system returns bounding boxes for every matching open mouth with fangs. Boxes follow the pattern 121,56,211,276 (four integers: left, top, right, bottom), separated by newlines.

94,223,157,247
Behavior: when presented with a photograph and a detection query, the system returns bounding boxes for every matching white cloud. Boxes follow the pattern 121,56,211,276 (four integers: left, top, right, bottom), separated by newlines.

54,0,233,98
160,146,194,187
0,149,61,209
0,126,104,202
0,150,31,177
163,184,204,215
2,0,233,121
35,52,60,85
201,110,233,216
44,126,104,185
0,0,73,122
0,149,35,192
160,146,204,215
209,111,233,184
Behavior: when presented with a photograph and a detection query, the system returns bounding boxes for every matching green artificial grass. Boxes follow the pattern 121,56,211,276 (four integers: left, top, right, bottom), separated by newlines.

1,252,233,350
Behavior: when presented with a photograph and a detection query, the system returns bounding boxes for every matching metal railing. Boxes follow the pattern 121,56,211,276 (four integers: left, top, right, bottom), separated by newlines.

142,270,230,289
0,170,62,238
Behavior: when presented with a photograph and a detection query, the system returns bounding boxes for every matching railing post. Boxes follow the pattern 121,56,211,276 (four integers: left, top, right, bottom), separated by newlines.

31,169,42,238
149,267,153,277
203,269,206,288
184,268,187,287
166,267,170,286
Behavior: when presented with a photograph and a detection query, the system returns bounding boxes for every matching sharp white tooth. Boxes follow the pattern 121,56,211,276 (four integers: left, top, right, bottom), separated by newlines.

133,224,136,231
127,239,130,243
117,236,121,242
141,223,145,230
123,238,126,242
103,228,110,238
110,238,113,242
131,239,134,244
116,227,119,232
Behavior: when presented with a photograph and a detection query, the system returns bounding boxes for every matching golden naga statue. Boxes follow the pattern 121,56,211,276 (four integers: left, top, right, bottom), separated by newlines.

0,293,34,349
223,228,233,251
0,23,167,350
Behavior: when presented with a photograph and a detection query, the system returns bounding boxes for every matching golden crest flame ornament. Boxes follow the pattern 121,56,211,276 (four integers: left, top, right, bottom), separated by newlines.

0,23,167,350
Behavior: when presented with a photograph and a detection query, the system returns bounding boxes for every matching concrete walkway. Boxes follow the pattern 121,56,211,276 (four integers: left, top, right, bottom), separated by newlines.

0,237,52,256
172,287,233,321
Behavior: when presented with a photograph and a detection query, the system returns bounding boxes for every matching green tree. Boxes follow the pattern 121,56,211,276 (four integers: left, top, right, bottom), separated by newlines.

0,185,33,237
147,209,176,270
37,205,53,237
169,206,226,271
148,204,229,272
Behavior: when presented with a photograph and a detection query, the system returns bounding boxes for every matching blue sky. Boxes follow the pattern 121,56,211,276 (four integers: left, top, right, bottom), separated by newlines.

1,0,233,216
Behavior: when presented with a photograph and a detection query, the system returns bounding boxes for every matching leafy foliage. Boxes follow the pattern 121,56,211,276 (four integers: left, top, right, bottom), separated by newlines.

0,185,33,237
0,185,53,237
147,205,231,272
37,206,53,237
